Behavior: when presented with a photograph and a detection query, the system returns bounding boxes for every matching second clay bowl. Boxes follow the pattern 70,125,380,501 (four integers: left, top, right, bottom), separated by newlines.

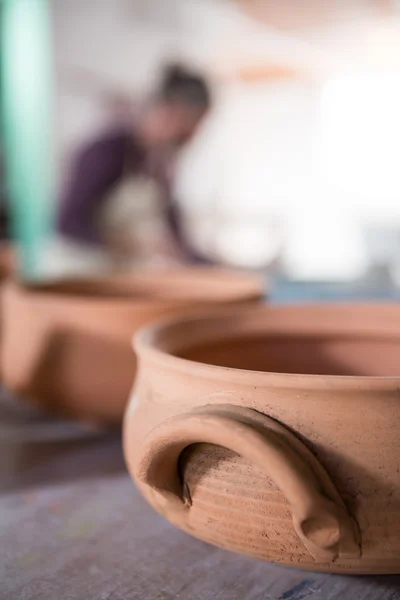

0,268,263,424
0,244,15,282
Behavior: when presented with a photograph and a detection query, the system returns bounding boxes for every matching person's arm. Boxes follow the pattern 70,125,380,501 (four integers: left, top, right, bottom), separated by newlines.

58,130,129,245
164,201,214,264
151,153,214,264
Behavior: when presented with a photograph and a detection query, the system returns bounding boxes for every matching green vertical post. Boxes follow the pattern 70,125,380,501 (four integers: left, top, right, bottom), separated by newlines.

1,0,54,278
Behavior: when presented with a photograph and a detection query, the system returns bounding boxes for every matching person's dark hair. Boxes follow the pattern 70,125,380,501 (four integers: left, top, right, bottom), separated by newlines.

158,63,211,111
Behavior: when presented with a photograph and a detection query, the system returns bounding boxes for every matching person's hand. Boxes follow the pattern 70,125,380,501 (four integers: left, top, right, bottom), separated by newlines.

153,233,187,262
104,229,138,260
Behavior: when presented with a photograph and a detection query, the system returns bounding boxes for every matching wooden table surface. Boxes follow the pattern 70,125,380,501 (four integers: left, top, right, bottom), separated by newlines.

1,388,400,600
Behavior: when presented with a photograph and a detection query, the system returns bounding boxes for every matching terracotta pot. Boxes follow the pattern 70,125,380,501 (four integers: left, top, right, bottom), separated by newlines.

0,244,16,378
0,244,15,282
0,268,263,424
124,303,400,574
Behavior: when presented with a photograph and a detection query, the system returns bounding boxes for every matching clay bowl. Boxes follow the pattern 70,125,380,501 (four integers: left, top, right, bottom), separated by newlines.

124,303,400,574
0,268,263,425
0,244,15,375
0,244,15,282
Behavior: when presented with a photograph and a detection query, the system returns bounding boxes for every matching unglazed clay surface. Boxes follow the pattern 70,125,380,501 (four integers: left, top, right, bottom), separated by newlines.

124,304,400,573
0,268,263,424
0,244,15,282
0,244,15,380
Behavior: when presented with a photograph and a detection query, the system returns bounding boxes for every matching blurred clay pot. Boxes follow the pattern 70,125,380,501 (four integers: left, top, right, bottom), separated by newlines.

0,244,16,377
124,303,400,574
0,268,263,424
0,244,15,282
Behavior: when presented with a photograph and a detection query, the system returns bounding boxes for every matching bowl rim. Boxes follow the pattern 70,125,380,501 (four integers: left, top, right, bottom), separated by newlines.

134,302,400,389
4,267,265,306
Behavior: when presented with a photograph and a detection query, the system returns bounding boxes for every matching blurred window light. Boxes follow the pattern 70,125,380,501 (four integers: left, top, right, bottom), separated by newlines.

215,224,283,268
318,70,400,218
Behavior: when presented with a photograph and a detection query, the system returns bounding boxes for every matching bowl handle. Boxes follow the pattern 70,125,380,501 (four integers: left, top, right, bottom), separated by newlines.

134,404,360,562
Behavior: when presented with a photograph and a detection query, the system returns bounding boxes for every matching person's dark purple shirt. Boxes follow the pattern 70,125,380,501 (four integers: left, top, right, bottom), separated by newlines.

58,127,209,262
59,128,143,245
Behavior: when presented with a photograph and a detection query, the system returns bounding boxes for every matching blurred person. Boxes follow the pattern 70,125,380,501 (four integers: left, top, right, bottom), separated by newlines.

58,64,213,268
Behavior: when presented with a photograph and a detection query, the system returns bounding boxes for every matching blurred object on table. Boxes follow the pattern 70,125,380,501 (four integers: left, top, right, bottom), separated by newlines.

270,274,400,304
